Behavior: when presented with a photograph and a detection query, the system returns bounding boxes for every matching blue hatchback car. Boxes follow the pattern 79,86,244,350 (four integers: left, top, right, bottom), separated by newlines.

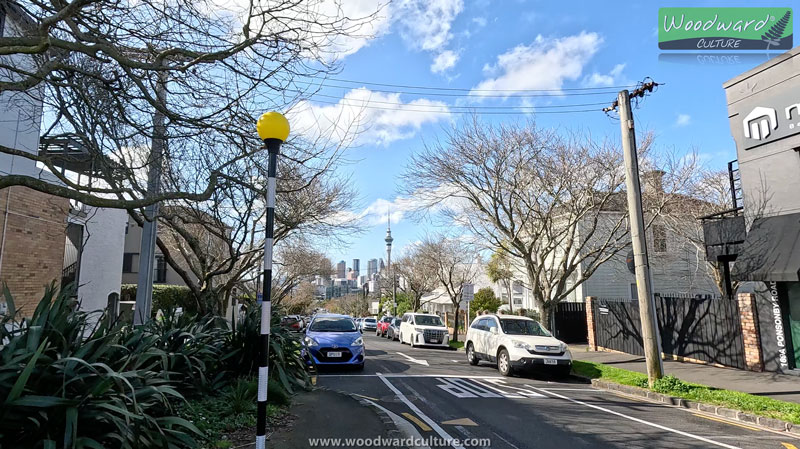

302,314,365,370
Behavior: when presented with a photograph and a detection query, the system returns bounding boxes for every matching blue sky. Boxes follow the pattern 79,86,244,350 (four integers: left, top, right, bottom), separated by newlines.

290,0,792,269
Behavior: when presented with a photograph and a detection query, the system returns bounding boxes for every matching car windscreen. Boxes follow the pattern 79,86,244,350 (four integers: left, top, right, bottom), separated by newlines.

499,319,551,336
414,315,443,326
309,318,358,332
364,318,376,323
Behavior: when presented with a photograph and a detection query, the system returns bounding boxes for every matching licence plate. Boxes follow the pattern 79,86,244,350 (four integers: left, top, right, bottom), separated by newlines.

543,358,558,365
327,351,342,358
430,339,440,344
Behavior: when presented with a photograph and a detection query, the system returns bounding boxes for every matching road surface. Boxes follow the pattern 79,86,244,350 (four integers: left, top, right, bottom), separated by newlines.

315,333,799,449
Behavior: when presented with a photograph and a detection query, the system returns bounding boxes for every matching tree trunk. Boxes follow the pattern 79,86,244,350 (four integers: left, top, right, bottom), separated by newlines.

540,303,554,333
506,280,513,314
452,303,461,342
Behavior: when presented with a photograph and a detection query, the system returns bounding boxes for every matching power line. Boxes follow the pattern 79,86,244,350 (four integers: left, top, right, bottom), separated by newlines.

293,90,610,110
291,79,633,98
306,75,637,93
296,98,600,115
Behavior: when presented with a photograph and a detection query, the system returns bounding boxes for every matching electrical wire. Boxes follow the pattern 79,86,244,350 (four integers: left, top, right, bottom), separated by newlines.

290,79,633,98
297,97,600,115
303,75,637,93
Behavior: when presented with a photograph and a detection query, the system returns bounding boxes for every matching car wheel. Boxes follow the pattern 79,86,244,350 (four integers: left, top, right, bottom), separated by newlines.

399,333,404,344
375,330,380,337
497,349,513,377
467,343,479,366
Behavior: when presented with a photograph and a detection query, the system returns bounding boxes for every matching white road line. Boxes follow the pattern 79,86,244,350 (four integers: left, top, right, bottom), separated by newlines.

492,431,521,449
451,360,461,363
539,388,600,392
397,352,430,366
378,374,466,449
527,386,740,449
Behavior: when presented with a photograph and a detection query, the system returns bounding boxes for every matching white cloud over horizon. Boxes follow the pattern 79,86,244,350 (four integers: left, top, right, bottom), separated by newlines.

289,88,452,147
583,63,627,87
676,114,691,127
472,31,604,96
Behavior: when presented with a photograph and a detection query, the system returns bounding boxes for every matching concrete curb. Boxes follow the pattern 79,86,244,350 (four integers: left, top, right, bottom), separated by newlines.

590,379,796,433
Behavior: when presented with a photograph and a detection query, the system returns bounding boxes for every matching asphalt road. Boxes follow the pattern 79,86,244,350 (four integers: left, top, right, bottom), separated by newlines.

316,333,800,449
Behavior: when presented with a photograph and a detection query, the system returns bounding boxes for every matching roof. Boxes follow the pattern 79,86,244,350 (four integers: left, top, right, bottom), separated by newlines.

724,45,800,89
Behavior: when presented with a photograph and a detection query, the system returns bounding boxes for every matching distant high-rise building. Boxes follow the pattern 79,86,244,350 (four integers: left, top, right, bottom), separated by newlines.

352,259,360,276
367,258,378,277
336,260,346,279
379,258,385,272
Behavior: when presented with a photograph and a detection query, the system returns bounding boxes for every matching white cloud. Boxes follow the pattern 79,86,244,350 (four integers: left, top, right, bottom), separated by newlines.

395,0,464,52
431,50,460,73
289,88,451,146
676,114,691,127
583,63,626,87
471,32,603,96
472,17,487,27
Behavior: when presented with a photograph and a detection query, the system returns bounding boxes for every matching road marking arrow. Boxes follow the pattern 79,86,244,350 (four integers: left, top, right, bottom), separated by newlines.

441,418,478,427
396,352,429,366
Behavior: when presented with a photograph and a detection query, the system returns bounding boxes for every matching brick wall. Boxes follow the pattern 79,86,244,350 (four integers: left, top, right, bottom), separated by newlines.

586,296,597,350
0,186,69,315
737,292,764,372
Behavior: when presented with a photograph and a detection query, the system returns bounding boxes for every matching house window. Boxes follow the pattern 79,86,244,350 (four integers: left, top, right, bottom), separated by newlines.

652,224,667,253
123,253,139,273
155,255,167,283
630,283,638,300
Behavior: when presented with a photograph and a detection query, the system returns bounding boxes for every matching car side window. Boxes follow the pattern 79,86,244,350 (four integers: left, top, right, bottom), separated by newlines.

475,318,488,331
486,318,498,333
470,319,482,329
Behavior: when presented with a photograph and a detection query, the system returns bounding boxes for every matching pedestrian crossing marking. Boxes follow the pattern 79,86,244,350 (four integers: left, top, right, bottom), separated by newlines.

435,377,545,399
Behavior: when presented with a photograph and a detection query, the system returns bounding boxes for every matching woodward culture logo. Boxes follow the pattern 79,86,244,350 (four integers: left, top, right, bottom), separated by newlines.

659,7,793,50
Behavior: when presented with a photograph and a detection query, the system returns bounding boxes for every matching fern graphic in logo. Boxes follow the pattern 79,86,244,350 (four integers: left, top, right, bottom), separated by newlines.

762,10,792,47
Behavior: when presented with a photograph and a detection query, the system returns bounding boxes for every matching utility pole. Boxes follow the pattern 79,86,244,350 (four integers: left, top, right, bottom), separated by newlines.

607,83,664,385
385,213,395,315
134,70,167,326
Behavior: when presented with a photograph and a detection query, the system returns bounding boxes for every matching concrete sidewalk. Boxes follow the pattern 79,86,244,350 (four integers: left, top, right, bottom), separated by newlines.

571,344,800,403
264,388,401,448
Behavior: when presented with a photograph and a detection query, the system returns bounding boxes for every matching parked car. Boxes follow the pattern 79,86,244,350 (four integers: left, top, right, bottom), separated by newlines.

386,317,402,341
280,315,304,332
465,314,572,377
376,316,393,337
399,313,449,348
302,314,365,370
361,317,377,332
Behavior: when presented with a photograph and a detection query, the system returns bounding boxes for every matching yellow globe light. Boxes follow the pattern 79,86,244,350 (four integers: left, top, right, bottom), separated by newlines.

256,111,290,142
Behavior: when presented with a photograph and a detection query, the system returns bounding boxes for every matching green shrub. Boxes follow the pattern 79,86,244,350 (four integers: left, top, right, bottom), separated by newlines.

652,375,692,394
0,283,200,448
121,284,197,316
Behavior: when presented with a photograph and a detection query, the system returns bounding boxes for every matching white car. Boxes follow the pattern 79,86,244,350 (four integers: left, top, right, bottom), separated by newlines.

465,314,572,377
399,313,449,348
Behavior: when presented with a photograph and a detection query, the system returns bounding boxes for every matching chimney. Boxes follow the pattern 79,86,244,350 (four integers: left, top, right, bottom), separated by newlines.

642,170,665,194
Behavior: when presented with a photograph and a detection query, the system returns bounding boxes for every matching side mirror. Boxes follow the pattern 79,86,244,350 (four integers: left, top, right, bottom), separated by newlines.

490,327,498,335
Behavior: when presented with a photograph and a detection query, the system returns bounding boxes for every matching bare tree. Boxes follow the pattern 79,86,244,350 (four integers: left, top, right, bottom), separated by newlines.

1,0,379,209
394,245,438,312
417,235,480,342
403,119,685,327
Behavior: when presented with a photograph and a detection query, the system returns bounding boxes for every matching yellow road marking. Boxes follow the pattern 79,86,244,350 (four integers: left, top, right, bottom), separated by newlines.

353,393,379,401
441,418,478,427
402,412,432,431
692,413,761,432
782,443,798,449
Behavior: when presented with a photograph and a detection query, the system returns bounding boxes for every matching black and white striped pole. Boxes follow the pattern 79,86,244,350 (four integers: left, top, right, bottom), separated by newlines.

254,112,289,449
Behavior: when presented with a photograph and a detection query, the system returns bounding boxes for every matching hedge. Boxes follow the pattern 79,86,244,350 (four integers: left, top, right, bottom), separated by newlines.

120,284,197,316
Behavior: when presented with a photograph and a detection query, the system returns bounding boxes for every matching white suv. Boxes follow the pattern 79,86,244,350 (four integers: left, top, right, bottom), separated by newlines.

399,313,449,348
465,314,572,376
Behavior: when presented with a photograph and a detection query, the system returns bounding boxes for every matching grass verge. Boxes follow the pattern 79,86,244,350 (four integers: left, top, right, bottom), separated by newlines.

449,340,465,350
572,360,800,425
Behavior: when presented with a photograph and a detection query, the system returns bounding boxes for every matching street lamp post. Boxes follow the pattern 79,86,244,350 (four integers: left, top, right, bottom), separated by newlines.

254,112,290,449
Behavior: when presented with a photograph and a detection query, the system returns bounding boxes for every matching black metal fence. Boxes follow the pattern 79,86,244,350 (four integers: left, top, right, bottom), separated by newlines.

553,302,588,343
592,295,745,369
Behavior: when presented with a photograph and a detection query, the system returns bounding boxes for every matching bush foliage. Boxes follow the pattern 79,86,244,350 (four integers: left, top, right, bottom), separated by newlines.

0,284,308,448
121,284,197,316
